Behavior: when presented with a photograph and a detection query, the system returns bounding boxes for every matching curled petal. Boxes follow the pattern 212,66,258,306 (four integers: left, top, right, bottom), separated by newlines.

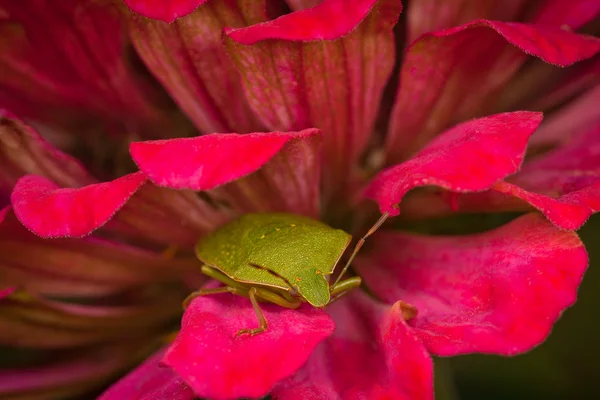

386,19,600,162
11,172,146,237
355,213,588,356
129,0,265,133
163,294,334,399
225,0,400,200
274,291,434,400
532,0,600,29
99,348,195,400
123,0,207,22
365,112,543,216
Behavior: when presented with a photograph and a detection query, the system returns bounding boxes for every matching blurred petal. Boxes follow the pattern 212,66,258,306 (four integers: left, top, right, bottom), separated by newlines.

0,343,148,400
124,0,207,22
225,0,400,200
0,288,181,348
285,0,321,11
99,348,195,400
273,291,434,400
129,0,265,134
386,20,600,162
0,209,194,297
163,294,334,399
365,112,543,216
407,0,526,42
132,129,321,217
355,213,588,356
0,0,167,131
532,0,600,29
0,112,95,193
11,172,146,238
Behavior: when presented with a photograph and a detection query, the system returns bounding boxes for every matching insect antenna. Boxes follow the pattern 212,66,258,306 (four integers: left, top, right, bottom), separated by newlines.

331,212,390,290
248,263,298,293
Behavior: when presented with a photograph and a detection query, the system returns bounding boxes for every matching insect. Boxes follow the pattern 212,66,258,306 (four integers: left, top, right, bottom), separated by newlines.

183,212,389,336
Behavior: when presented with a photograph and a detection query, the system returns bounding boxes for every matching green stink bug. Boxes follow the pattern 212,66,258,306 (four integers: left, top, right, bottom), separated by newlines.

184,212,389,336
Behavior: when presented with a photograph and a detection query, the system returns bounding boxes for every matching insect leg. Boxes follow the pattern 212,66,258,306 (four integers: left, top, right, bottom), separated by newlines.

329,276,362,303
182,286,244,309
236,287,268,337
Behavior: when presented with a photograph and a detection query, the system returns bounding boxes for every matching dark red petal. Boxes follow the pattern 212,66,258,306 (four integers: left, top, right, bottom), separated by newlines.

225,0,400,201
99,348,195,400
365,112,543,216
123,0,207,22
355,213,588,356
11,173,146,238
532,0,600,29
0,209,196,297
0,111,95,192
131,129,317,190
386,19,600,162
285,0,321,11
1,343,149,399
163,294,334,399
406,0,527,42
274,291,434,400
0,0,167,132
129,1,265,133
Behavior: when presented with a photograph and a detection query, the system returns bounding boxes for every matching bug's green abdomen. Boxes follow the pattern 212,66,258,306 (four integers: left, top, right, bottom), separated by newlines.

195,213,351,290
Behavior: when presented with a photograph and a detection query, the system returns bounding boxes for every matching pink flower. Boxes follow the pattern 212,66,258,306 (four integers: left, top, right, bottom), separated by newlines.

0,0,599,399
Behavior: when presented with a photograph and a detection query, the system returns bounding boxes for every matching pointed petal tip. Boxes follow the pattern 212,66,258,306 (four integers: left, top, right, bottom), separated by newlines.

11,173,147,238
130,129,321,191
123,0,208,22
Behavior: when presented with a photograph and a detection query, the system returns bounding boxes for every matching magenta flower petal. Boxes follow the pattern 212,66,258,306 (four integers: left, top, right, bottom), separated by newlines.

365,111,543,216
533,0,600,28
274,291,434,400
386,19,600,161
129,0,265,133
356,213,588,356
131,129,318,190
124,0,207,22
99,348,195,400
163,294,335,399
11,172,147,237
224,0,401,199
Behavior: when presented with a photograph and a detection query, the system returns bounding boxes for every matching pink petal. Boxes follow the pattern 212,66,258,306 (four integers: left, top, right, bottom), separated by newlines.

11,172,147,237
123,0,207,22
163,294,335,399
386,19,600,162
365,112,543,216
0,0,166,131
355,213,588,356
99,348,195,400
131,129,317,186
129,0,265,133
224,0,401,201
274,291,434,400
